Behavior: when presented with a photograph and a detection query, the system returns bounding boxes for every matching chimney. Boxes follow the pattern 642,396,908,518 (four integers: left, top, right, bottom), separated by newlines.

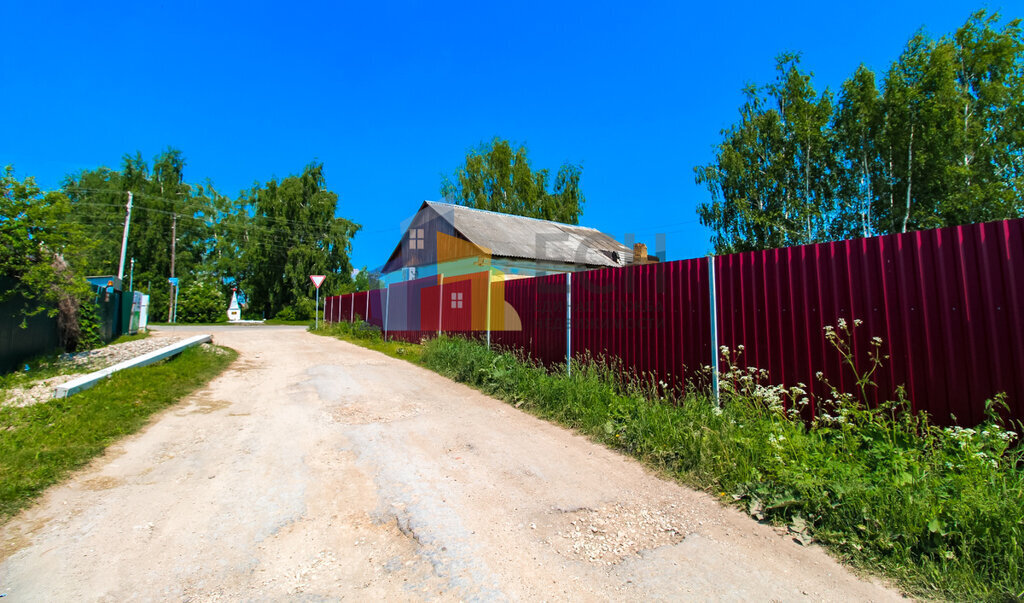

632,243,648,265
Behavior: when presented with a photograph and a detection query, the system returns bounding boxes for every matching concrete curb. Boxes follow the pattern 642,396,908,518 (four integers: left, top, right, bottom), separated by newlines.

53,334,213,399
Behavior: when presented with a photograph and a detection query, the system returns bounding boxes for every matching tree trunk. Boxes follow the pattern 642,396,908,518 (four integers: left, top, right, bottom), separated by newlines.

887,145,895,234
902,123,914,234
804,140,812,242
963,102,972,188
861,148,872,237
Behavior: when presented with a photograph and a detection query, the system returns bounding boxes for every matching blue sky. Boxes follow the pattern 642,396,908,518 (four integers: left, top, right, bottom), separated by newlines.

1,1,1003,271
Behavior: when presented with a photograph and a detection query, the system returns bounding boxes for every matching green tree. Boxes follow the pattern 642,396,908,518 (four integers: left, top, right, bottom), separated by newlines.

441,138,585,224
338,266,374,294
696,56,837,253
1,166,95,349
238,162,359,318
62,148,212,319
696,10,1024,254
946,11,1024,224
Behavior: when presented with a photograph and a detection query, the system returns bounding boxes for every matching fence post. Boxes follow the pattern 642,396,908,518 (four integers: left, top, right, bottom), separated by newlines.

566,272,572,376
350,293,355,323
708,256,720,407
438,274,444,337
366,289,370,322
486,270,492,349
384,285,390,340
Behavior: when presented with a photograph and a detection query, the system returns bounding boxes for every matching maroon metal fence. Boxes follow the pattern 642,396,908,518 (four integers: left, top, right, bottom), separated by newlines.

324,218,1024,426
492,274,568,367
715,219,1024,425
572,259,710,390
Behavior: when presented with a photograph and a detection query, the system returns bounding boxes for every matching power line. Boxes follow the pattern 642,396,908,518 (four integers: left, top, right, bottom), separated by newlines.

65,187,360,232
68,202,349,249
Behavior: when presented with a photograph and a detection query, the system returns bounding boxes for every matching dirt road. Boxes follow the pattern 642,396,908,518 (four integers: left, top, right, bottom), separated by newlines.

0,326,900,601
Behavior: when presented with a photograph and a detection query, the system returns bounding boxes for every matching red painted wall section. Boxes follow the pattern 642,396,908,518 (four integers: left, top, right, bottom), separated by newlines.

491,274,567,367
420,278,476,333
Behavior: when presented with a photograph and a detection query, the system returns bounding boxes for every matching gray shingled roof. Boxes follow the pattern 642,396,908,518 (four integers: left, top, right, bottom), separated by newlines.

424,201,631,268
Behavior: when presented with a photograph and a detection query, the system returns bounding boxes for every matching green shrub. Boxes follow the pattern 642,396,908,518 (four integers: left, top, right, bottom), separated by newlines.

176,279,227,323
275,297,315,321
320,320,382,341
75,296,102,351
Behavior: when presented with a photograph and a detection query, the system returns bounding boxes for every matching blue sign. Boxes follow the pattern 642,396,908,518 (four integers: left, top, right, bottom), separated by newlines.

168,277,179,286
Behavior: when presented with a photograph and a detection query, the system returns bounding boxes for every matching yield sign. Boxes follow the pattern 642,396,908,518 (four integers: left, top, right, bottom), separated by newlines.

309,275,326,289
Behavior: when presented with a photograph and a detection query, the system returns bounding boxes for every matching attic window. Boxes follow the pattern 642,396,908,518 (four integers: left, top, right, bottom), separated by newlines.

451,291,463,309
409,228,424,250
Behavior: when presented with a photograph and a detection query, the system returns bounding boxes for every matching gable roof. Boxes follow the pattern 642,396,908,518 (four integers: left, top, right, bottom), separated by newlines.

421,201,631,268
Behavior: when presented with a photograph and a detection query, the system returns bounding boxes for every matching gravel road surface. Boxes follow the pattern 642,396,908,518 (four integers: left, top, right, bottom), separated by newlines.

0,325,901,601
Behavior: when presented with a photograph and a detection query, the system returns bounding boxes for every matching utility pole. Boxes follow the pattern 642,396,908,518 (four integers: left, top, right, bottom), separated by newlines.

129,258,135,293
169,214,176,321
117,192,134,281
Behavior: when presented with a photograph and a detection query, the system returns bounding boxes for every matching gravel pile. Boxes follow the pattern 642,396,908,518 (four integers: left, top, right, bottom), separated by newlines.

553,503,693,565
2,336,184,408
59,336,184,371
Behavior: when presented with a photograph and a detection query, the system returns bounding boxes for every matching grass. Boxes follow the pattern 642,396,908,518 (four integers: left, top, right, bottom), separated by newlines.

313,321,424,362
318,320,1023,601
0,344,237,522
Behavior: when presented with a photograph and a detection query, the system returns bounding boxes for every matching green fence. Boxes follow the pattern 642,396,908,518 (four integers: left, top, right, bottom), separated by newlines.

0,278,134,374
0,279,61,373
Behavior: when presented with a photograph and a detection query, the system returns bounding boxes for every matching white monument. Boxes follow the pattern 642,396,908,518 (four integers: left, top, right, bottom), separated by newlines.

227,289,241,322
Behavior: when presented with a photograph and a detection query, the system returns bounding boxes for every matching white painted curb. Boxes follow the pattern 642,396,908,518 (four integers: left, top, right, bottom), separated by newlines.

53,334,213,399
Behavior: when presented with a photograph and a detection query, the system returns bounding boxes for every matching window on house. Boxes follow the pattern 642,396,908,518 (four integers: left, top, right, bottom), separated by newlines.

409,228,424,250
451,291,463,309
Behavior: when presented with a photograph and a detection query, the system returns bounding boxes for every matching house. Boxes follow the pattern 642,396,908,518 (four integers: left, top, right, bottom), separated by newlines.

381,201,651,282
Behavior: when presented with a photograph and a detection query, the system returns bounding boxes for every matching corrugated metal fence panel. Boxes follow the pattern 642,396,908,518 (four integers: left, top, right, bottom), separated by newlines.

491,273,567,367
418,278,468,334
340,294,348,323
323,296,334,323
351,291,370,322
420,283,441,332
343,294,355,323
384,276,438,332
368,289,385,329
714,219,1024,426
571,259,710,389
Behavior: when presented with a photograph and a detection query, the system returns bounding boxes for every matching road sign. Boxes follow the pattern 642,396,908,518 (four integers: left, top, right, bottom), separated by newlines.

168,277,179,286
309,275,326,289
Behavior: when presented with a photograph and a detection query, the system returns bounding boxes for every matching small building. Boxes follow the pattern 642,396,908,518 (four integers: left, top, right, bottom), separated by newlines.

381,201,650,282
227,290,241,321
